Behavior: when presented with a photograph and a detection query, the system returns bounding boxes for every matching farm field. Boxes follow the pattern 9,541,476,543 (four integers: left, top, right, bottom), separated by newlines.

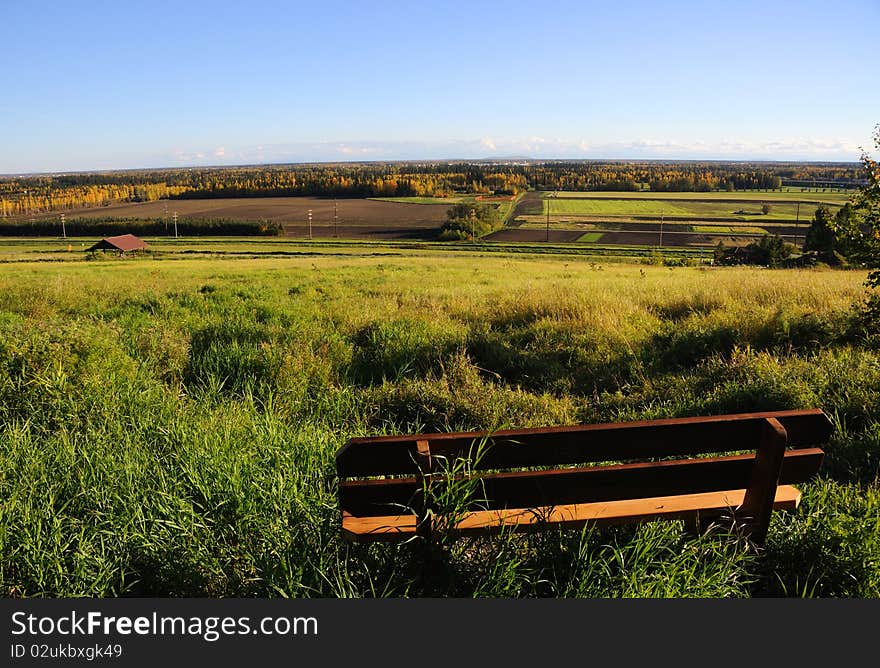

368,196,465,205
1,247,878,598
4,189,838,253
508,222,809,248
549,190,852,204
514,218,809,247
484,229,587,243
14,194,521,240
542,197,839,221
578,232,604,242
496,189,848,250
54,196,451,239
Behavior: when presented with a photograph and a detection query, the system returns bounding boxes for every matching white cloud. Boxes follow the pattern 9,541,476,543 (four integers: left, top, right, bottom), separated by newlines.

163,135,864,167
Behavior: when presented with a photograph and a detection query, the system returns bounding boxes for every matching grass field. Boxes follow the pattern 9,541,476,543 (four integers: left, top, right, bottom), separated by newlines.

368,196,465,205
578,232,604,242
1,246,878,598
544,198,838,221
549,190,852,205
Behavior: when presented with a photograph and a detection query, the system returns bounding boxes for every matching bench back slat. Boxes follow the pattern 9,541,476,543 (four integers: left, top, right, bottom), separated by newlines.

339,447,825,517
337,409,833,478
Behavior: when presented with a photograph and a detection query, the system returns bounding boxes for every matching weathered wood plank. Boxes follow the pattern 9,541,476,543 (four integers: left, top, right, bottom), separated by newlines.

341,485,803,542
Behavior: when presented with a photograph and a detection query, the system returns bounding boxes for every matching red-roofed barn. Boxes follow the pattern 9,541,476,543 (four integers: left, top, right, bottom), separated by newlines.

87,234,149,254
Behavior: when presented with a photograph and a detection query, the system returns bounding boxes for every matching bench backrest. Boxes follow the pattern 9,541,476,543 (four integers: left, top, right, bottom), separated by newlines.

337,409,831,518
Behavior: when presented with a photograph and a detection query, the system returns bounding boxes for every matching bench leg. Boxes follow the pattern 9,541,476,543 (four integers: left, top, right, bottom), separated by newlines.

416,537,449,594
414,438,447,592
735,417,788,546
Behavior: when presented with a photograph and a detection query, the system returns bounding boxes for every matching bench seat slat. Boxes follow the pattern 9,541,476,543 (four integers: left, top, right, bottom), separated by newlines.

342,485,802,542
339,448,824,517
336,409,832,477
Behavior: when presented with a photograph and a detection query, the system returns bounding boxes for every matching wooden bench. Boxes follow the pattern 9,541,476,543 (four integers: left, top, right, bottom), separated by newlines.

336,409,832,546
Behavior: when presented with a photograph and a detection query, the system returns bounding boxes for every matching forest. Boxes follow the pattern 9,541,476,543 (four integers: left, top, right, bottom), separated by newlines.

0,161,864,218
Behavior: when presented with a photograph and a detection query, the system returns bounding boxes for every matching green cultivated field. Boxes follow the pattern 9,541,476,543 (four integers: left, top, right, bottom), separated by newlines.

544,198,840,221
550,190,852,205
368,196,465,204
578,232,604,242
1,247,878,597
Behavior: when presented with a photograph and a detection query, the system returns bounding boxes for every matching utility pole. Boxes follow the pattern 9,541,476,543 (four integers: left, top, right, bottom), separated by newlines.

334,199,338,238
470,208,476,243
164,203,169,233
173,211,178,238
308,209,313,240
60,213,66,239
546,196,550,242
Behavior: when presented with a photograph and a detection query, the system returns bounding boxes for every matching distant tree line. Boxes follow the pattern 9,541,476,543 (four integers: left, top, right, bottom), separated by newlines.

0,217,282,237
0,161,864,218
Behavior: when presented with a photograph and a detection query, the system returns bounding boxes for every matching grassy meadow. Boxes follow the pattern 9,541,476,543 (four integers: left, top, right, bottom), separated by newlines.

1,248,879,597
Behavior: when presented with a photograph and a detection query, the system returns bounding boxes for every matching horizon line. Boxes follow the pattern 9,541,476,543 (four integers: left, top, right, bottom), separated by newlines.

0,155,865,178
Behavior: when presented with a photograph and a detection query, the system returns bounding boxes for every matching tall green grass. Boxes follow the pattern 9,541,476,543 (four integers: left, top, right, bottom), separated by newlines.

0,254,877,597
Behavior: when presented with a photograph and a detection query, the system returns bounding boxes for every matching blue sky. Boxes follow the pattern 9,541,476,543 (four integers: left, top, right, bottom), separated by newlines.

1,1,877,173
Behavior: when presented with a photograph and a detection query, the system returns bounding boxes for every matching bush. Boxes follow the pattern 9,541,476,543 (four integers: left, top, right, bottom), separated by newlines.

438,228,470,241
714,235,792,267
439,202,503,240
804,206,837,253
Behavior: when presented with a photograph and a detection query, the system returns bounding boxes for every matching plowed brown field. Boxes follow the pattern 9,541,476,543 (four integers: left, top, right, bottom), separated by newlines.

64,197,450,239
